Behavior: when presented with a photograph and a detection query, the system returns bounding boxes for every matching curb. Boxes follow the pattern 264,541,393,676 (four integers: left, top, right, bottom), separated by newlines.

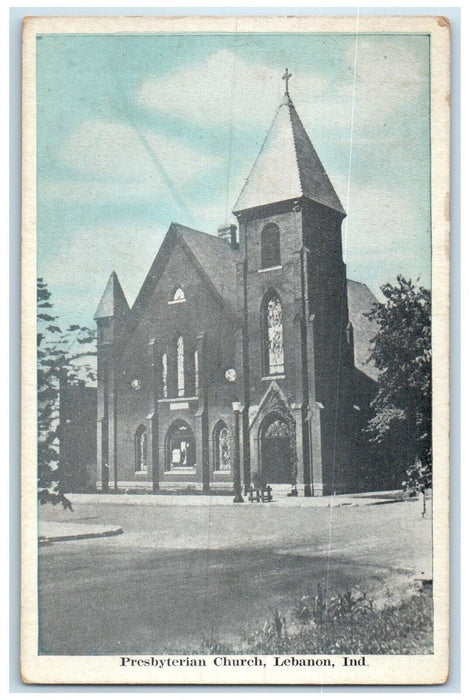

39,526,123,545
56,491,406,508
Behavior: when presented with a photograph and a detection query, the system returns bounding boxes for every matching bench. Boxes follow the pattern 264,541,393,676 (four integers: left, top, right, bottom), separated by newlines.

248,485,272,503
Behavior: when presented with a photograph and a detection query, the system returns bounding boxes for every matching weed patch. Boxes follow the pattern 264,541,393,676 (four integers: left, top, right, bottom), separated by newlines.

202,585,433,655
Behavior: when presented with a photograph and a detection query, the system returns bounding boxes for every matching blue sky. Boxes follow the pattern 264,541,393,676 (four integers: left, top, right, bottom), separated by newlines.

37,32,430,328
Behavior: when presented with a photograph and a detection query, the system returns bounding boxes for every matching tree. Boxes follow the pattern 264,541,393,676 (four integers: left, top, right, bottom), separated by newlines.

37,278,96,508
365,276,431,505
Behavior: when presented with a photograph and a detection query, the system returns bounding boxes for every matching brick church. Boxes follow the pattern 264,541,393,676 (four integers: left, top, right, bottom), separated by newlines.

94,79,380,497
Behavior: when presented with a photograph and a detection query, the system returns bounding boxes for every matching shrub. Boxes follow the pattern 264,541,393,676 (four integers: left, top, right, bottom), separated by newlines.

244,587,432,655
293,584,373,625
205,585,433,656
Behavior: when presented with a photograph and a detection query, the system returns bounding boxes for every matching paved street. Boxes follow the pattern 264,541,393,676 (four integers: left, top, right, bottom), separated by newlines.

38,498,432,655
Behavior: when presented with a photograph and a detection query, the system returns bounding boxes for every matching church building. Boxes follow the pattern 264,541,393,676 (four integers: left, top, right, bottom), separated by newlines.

94,77,379,497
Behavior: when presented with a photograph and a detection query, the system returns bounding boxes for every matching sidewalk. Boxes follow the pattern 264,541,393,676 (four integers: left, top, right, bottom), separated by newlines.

59,490,405,508
38,490,411,544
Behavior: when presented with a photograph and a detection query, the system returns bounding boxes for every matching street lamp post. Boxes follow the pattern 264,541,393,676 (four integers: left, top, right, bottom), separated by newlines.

232,402,244,503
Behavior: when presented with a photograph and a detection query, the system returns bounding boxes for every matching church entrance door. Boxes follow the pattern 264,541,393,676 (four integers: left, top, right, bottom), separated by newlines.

260,415,292,484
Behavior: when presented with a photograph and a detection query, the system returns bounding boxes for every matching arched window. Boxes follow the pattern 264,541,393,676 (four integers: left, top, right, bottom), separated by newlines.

214,421,231,472
176,335,185,397
194,350,199,393
264,417,290,438
261,224,281,269
169,286,186,304
135,424,148,473
166,420,196,470
161,353,168,398
262,292,285,375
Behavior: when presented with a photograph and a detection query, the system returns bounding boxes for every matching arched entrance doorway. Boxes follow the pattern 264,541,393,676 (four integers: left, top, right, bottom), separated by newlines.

260,412,295,484
165,419,196,470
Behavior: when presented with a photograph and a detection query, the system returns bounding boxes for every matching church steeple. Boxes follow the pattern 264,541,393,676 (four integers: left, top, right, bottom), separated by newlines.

233,73,345,216
94,271,129,321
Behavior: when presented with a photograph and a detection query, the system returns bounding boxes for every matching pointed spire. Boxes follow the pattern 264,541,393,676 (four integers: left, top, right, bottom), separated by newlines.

94,271,130,320
233,88,345,216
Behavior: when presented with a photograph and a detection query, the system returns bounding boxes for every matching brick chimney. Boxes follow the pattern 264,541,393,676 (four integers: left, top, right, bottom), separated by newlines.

217,223,238,249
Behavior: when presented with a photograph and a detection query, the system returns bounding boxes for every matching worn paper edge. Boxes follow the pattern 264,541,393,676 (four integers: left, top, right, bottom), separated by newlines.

20,13,450,686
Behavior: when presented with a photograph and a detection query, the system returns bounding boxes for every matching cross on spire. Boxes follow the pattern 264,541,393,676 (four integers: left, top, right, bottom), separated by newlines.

282,68,292,95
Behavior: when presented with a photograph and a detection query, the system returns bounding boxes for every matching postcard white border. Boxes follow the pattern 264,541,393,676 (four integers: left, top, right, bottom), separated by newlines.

21,13,450,685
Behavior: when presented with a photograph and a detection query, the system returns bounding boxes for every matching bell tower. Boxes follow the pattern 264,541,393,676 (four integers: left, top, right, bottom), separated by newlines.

233,71,356,495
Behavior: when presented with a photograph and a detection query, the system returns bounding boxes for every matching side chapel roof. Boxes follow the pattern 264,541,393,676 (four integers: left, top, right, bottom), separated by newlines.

346,279,379,381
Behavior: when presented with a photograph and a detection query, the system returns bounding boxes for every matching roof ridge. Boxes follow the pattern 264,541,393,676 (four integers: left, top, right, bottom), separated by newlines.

289,103,345,214
176,223,227,241
172,222,209,236
175,222,240,257
233,102,285,213
287,101,304,198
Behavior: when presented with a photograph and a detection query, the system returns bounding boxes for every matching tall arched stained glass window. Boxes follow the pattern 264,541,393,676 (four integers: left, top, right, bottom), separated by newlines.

177,336,185,397
214,420,231,472
263,292,285,375
162,353,168,398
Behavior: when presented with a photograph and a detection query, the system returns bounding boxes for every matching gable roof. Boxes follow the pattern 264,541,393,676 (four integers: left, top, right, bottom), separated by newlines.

94,271,130,320
346,279,379,381
114,223,240,355
174,224,240,310
233,94,345,216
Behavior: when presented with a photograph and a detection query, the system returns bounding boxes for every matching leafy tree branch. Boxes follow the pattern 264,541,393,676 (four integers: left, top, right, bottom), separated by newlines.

37,278,96,508
365,276,431,496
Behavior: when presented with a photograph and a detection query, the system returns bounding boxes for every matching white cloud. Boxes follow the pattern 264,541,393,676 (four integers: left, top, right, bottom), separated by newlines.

138,49,328,129
137,42,427,138
56,119,223,189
